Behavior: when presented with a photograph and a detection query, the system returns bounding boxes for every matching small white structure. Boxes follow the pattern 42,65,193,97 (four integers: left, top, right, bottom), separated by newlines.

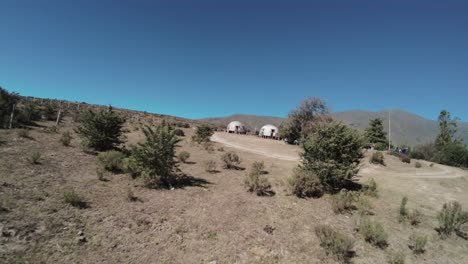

259,124,279,139
227,121,246,134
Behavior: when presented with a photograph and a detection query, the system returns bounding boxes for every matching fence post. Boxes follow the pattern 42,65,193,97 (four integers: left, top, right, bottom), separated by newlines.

9,104,16,129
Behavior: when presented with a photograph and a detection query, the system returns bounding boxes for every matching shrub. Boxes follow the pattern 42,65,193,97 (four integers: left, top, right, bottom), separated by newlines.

75,109,126,151
18,129,32,139
288,167,323,198
400,156,411,164
399,196,409,222
370,152,385,165
386,250,405,264
357,197,374,216
174,129,185,137
410,143,437,161
203,142,215,153
415,162,422,168
434,142,468,168
331,190,358,214
409,234,427,255
437,201,468,238
430,163,434,167
97,150,125,172
409,209,423,226
315,225,355,263
60,131,72,146
129,124,181,188
178,151,190,163
192,124,214,144
63,190,86,208
44,125,59,133
122,157,140,178
362,178,378,197
127,187,137,202
97,168,106,181
245,161,272,196
0,87,20,128
221,151,241,169
359,218,388,248
301,121,364,191
29,152,42,164
217,147,225,152
204,160,217,173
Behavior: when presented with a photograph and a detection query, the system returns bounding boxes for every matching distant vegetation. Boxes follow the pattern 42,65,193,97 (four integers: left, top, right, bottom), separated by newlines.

192,124,214,144
365,118,388,150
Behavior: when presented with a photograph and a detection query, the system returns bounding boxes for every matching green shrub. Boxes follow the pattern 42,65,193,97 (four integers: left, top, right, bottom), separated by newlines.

331,191,359,214
301,121,364,191
122,157,140,178
75,109,126,151
0,87,19,128
362,178,378,197
370,152,385,165
97,150,125,172
245,161,272,196
437,201,468,238
386,250,405,264
357,197,374,216
129,124,181,188
400,156,411,164
221,151,241,169
96,168,107,181
315,225,355,263
204,160,217,173
415,162,422,168
29,152,42,164
409,209,423,226
174,129,185,137
399,196,408,222
288,167,323,198
178,151,190,163
192,124,214,144
60,131,72,146
409,234,427,255
359,218,388,248
63,190,86,208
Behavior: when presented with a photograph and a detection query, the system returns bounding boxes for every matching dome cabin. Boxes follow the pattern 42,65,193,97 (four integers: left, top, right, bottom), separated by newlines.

227,121,246,134
259,124,279,139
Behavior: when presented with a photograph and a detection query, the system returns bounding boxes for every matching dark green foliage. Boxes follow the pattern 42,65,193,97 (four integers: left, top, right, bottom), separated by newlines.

370,152,385,165
435,110,459,150
97,150,125,172
178,151,190,163
192,124,214,144
245,161,272,196
60,131,72,146
42,104,57,121
433,142,468,168
437,201,468,238
365,118,388,147
359,218,388,248
410,144,437,160
221,151,241,169
315,225,355,263
288,167,323,198
129,124,181,188
0,87,19,128
301,121,364,191
279,97,329,144
75,109,126,151
63,190,86,208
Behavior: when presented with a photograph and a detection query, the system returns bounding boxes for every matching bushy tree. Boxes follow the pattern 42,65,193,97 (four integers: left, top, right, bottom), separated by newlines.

130,124,181,188
193,124,214,144
0,87,19,128
301,121,364,191
365,118,388,149
434,143,468,168
75,109,126,151
280,97,330,144
435,110,459,150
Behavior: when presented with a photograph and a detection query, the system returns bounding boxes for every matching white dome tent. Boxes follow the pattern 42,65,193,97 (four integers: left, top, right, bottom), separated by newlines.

259,124,279,139
227,121,246,134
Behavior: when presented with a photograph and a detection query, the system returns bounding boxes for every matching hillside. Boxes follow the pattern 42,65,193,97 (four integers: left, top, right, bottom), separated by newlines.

201,110,468,146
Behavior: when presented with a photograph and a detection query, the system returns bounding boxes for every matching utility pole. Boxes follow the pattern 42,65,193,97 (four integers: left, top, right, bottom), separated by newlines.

388,110,391,151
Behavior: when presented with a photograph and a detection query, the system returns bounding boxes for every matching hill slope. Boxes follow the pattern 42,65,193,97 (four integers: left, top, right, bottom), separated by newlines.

201,110,468,146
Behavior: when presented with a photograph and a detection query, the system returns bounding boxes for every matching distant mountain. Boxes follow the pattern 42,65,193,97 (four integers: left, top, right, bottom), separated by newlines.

201,110,468,146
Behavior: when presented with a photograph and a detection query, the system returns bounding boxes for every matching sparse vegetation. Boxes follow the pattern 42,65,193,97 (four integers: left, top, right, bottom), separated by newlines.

0,87,19,128
75,109,126,151
60,131,72,146
409,234,427,255
400,156,411,164
97,150,125,172
359,218,388,248
178,151,190,163
126,187,138,202
192,124,214,144
370,151,385,165
288,167,323,198
217,147,224,152
63,190,86,208
203,142,215,153
437,201,468,238
331,190,358,214
245,161,272,196
29,152,42,164
362,178,378,197
204,160,217,173
221,151,241,169
315,225,355,263
357,197,374,216
409,209,423,226
18,129,33,139
97,168,107,181
365,118,388,150
174,128,185,137
399,196,409,222
415,161,422,168
386,250,405,264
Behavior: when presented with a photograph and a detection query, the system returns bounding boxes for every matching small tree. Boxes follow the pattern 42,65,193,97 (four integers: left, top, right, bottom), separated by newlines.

193,124,214,144
365,118,388,150
435,110,459,150
0,87,19,128
130,124,181,188
301,121,364,191
75,109,126,151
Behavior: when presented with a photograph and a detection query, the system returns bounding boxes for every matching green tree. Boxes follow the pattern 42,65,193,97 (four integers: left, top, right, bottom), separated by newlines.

435,110,459,150
0,87,19,128
75,109,126,151
365,118,388,149
280,97,330,144
193,124,214,144
301,121,364,191
130,123,181,188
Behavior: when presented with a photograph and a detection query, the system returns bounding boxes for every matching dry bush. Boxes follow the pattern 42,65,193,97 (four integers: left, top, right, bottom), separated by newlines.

96,168,107,181
370,152,385,165
409,234,427,255
60,131,72,146
174,129,185,137
127,187,138,202
217,147,225,152
386,250,405,264
178,151,190,163
315,225,355,263
221,151,241,169
204,160,217,173
97,150,125,172
29,152,42,164
357,197,374,216
288,167,323,198
409,209,423,226
415,161,422,168
362,178,378,197
359,217,388,249
331,191,359,214
245,161,272,196
400,156,411,164
63,190,86,208
18,129,33,139
437,201,468,238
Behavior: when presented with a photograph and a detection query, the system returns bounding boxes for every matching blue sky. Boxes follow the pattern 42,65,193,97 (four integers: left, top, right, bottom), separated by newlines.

1,0,467,121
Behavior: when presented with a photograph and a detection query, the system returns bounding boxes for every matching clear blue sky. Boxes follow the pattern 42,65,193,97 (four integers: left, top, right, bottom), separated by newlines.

1,0,467,121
